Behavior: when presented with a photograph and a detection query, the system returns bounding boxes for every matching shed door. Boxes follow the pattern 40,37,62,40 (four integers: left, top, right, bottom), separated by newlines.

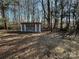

22,24,24,31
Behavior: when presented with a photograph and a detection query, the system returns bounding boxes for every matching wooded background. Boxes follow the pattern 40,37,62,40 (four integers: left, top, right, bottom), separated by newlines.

0,0,79,32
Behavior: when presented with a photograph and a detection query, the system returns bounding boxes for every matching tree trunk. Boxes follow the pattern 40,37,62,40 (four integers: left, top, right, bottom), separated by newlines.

60,1,64,30
60,15,63,29
1,6,7,30
47,0,51,30
53,0,58,29
53,18,58,29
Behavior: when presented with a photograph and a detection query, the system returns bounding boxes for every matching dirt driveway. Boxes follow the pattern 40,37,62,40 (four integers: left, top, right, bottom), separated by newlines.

0,31,79,59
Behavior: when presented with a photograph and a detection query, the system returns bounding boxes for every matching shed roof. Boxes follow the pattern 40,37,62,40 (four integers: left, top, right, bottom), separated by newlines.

21,22,42,24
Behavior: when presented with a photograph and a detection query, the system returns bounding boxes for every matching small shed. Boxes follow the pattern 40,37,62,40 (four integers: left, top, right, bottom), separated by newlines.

20,22,42,32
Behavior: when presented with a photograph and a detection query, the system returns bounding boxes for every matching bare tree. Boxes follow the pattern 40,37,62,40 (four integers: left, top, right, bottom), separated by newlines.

0,0,9,29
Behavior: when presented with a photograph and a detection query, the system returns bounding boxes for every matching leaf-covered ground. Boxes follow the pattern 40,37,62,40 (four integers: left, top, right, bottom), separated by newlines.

0,31,79,59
